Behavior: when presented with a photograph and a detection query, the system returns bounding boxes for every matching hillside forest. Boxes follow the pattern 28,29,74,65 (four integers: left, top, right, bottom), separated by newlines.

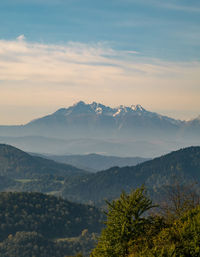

0,144,199,256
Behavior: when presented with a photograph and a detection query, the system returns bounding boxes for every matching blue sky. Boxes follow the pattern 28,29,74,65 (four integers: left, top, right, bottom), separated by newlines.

0,0,200,124
1,0,200,60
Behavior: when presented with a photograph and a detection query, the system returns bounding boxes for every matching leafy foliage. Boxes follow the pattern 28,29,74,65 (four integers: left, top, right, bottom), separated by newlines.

91,187,156,257
91,186,200,257
137,206,200,257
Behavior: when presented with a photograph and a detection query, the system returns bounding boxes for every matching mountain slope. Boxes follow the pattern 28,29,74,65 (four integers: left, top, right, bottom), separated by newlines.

0,101,184,140
182,115,200,139
0,144,87,179
0,101,199,157
0,176,19,191
62,146,200,205
25,101,182,138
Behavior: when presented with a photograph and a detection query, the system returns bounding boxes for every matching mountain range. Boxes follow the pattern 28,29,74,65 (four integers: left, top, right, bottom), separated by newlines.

0,101,199,157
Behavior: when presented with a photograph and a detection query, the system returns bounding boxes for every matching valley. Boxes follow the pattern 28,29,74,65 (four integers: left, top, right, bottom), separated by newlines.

0,103,199,256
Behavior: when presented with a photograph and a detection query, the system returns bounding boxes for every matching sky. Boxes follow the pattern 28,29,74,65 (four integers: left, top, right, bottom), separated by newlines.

0,0,200,124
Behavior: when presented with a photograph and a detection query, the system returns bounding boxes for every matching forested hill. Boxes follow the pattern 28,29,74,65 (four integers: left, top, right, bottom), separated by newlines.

0,144,87,178
0,192,104,256
0,144,199,207
0,192,103,241
62,146,200,205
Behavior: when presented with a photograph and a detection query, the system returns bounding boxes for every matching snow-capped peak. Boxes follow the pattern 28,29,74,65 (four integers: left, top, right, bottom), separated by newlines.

95,107,103,115
90,102,103,115
131,104,145,112
90,102,114,116
113,105,128,117
119,105,128,112
113,109,122,117
55,102,147,118
28,101,183,130
67,102,147,117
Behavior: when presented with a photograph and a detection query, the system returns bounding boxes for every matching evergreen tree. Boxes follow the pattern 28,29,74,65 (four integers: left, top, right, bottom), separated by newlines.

91,187,155,257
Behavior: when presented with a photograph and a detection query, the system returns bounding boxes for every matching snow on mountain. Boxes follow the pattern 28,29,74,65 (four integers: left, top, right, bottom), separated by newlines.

51,101,180,124
131,104,145,112
4,100,195,144
0,101,199,157
29,101,182,127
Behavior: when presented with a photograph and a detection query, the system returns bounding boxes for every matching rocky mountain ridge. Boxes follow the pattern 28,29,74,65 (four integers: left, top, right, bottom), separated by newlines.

0,101,199,157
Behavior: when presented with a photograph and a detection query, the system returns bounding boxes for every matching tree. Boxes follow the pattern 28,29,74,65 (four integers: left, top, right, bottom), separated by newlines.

159,180,200,221
137,205,200,257
91,187,156,257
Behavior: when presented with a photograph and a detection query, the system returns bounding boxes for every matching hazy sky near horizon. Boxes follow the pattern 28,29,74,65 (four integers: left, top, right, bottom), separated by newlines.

0,0,200,124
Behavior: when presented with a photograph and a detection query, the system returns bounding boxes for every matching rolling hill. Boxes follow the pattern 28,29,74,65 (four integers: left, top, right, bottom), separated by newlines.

36,153,149,172
0,144,199,208
62,146,200,205
0,144,87,179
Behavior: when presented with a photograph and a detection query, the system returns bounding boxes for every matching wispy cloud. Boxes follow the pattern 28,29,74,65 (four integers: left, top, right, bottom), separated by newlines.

0,37,199,123
0,36,198,82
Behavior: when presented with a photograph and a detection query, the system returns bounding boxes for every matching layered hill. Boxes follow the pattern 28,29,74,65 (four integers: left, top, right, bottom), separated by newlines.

0,144,199,205
0,144,199,206
37,153,149,172
0,144,87,179
62,146,200,205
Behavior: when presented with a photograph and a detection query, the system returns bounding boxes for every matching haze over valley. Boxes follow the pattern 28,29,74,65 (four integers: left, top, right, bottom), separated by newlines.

0,101,199,157
0,0,200,256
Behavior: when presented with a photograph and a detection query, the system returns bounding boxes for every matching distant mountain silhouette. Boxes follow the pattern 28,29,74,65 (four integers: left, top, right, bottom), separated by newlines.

0,101,199,157
35,153,149,172
24,101,182,138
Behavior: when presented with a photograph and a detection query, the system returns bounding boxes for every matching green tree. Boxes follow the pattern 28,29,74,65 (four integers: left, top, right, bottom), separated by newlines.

137,205,200,257
91,187,156,257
